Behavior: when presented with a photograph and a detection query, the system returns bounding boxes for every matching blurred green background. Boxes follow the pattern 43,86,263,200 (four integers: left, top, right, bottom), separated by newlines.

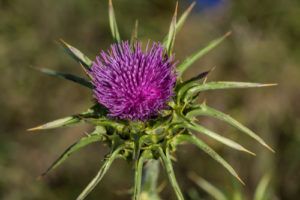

0,0,299,199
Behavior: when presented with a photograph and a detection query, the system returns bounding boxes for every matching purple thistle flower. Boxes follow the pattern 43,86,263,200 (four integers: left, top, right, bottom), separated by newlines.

90,41,177,120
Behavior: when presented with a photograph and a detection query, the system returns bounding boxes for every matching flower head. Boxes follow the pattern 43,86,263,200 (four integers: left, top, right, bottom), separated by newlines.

90,41,176,120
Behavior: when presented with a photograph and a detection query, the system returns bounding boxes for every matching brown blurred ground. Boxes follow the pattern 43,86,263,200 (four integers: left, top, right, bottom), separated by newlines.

0,0,299,199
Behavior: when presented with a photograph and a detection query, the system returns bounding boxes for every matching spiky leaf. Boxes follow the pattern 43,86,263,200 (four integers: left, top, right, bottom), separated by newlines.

174,2,195,35
28,116,80,131
76,145,124,200
163,2,196,45
34,68,93,89
164,2,178,56
174,134,244,184
41,127,105,177
158,147,184,200
184,81,276,102
187,104,274,152
59,39,93,68
27,105,104,131
188,172,228,200
133,150,152,200
108,0,121,42
177,32,231,75
184,121,255,155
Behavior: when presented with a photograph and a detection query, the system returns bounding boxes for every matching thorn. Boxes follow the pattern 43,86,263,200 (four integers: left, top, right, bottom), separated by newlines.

58,38,68,47
240,145,256,156
79,63,93,79
263,143,275,153
260,83,278,87
188,2,197,12
202,67,215,84
244,149,256,156
236,175,245,186
224,31,232,38
27,125,43,132
174,1,179,18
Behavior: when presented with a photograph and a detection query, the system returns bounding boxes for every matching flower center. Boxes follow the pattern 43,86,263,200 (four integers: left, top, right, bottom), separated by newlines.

136,86,161,104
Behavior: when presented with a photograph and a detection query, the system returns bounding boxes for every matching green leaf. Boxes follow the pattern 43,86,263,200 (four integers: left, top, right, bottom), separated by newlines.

254,174,271,200
163,2,196,45
184,81,277,102
28,104,107,131
133,154,144,200
157,147,184,200
40,128,105,177
164,2,178,56
59,39,93,69
133,150,152,200
175,2,195,35
28,116,81,131
141,160,161,200
187,104,274,152
108,0,121,43
174,134,244,184
188,172,228,200
177,32,231,75
76,145,124,200
184,121,255,155
34,68,93,89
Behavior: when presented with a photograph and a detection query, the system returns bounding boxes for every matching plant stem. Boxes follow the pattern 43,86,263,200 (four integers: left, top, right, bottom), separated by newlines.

140,159,161,200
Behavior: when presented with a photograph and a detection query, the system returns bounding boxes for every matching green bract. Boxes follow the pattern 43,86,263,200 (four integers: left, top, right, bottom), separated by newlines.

29,1,275,200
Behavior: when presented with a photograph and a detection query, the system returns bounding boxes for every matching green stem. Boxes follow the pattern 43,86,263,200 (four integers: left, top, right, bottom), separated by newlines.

140,159,161,200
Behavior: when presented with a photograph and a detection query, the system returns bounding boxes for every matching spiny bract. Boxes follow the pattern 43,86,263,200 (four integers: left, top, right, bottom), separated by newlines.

29,1,275,200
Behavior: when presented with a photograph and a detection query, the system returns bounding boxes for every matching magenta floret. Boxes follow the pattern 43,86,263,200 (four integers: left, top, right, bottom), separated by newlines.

90,41,176,120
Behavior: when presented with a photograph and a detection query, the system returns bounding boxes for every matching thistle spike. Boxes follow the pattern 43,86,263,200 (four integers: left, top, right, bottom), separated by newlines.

165,2,178,56
108,0,121,42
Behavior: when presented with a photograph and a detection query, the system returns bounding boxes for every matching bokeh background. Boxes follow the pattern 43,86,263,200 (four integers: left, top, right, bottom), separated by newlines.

0,0,299,199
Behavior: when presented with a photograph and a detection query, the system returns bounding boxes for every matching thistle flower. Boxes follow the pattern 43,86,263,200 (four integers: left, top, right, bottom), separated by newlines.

90,41,176,120
29,1,276,200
